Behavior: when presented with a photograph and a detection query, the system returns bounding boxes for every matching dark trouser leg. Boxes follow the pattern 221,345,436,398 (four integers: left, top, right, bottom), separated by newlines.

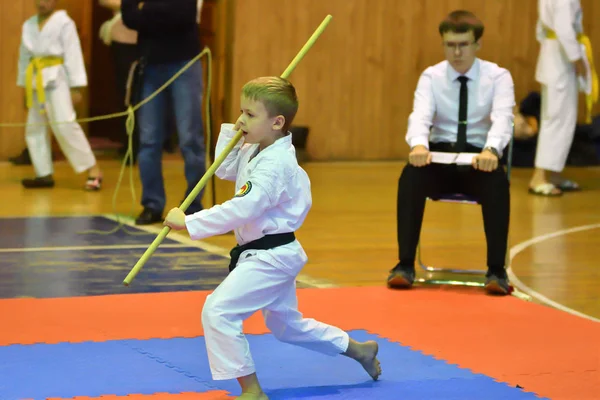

460,167,510,275
137,65,168,214
168,60,206,213
396,163,454,267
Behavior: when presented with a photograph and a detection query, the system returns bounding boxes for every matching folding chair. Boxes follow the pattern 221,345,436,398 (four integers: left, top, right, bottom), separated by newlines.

415,132,514,282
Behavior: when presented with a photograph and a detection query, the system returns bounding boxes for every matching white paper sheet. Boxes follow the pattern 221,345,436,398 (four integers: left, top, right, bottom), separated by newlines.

429,152,478,165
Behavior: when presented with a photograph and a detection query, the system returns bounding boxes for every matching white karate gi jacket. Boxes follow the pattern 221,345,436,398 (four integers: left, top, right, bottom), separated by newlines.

185,124,312,275
535,0,584,89
17,10,88,90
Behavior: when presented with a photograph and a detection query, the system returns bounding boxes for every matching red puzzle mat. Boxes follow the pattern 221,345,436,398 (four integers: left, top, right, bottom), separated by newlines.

3,286,599,399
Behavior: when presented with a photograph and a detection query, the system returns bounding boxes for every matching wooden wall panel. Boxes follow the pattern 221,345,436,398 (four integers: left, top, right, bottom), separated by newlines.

2,0,599,161
199,0,232,159
0,1,34,159
227,0,600,161
209,0,234,158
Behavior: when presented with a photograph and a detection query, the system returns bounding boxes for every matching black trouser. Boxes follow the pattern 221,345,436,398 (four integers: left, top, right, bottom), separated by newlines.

111,42,140,155
396,142,510,274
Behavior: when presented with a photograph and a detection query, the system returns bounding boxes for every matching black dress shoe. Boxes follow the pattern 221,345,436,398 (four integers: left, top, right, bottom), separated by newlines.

484,270,511,295
10,149,32,165
135,208,163,225
387,264,416,289
22,175,55,188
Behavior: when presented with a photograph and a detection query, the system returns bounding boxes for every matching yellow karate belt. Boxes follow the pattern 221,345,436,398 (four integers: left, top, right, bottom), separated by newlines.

546,30,598,123
25,56,64,114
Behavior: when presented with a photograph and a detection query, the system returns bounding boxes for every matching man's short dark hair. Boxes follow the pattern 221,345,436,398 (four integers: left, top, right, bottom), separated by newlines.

438,10,484,41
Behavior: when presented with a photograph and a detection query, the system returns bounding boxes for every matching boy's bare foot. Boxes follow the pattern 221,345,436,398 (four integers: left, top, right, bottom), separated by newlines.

237,373,269,399
343,338,382,380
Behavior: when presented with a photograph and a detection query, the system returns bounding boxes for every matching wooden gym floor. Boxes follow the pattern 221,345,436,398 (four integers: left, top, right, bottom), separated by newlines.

1,155,599,321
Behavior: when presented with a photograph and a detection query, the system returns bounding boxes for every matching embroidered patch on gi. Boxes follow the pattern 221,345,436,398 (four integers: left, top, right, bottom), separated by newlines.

235,181,252,197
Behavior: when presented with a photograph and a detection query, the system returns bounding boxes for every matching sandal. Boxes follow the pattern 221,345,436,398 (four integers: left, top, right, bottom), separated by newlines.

528,182,562,197
553,179,581,192
85,175,103,191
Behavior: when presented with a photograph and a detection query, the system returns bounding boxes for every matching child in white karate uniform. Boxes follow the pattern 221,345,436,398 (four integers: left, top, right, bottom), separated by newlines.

529,0,593,195
164,76,381,399
17,0,102,190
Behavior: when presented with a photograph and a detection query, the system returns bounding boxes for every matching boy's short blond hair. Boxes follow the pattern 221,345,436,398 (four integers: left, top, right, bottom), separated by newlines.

242,76,298,132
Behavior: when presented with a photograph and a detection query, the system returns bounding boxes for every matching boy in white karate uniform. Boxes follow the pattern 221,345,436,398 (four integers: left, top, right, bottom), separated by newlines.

164,76,381,399
528,0,595,196
17,0,102,190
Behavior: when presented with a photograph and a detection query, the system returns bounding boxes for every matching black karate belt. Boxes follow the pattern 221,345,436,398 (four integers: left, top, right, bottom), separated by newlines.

228,232,296,272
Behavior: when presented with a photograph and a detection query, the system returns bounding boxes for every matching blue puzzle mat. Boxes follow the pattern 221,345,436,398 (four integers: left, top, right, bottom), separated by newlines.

0,330,545,399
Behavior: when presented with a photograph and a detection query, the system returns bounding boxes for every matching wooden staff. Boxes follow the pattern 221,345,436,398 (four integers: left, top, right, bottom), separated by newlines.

123,14,333,286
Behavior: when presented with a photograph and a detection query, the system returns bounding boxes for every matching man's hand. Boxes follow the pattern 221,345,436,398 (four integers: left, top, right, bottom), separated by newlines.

473,149,498,172
408,145,431,167
164,207,186,230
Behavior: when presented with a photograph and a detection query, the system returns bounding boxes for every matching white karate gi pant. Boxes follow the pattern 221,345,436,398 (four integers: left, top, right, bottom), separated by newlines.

202,245,349,380
534,71,579,172
25,68,96,178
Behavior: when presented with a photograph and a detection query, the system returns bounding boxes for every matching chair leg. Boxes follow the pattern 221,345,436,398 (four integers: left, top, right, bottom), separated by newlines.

417,240,486,275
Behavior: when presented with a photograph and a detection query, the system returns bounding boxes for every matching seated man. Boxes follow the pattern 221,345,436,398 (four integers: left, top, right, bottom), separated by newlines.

388,10,515,295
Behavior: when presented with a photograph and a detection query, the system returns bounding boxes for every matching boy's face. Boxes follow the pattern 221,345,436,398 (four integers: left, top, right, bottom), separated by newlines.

442,30,480,74
36,0,57,16
237,96,285,148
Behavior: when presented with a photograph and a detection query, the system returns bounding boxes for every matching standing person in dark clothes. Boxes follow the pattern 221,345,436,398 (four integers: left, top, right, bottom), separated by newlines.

121,0,206,225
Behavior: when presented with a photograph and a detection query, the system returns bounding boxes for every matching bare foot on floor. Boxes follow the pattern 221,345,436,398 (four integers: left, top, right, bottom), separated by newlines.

344,339,382,380
236,373,269,399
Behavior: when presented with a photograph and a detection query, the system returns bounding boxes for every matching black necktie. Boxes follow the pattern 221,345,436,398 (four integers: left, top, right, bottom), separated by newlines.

456,76,469,152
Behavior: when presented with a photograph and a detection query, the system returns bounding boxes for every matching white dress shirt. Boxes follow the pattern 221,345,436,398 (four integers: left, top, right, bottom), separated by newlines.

405,58,515,153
